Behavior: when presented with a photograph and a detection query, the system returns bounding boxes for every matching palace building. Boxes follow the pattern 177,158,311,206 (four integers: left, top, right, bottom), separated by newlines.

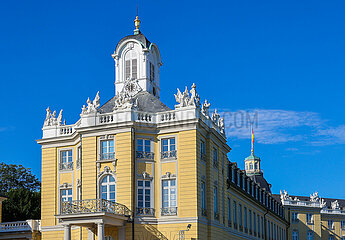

34,16,345,240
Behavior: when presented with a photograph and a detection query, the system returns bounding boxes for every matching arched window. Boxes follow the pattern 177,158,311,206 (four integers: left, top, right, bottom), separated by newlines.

249,163,253,170
100,175,115,202
124,50,137,80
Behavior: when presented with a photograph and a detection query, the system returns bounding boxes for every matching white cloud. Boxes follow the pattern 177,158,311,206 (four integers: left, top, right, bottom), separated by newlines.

218,109,344,145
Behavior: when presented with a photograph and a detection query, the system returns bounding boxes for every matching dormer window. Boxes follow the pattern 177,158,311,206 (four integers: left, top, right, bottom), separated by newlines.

125,50,138,80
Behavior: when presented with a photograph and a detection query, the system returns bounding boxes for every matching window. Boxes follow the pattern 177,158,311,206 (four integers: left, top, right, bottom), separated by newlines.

162,179,177,215
254,162,258,170
257,215,260,236
292,212,299,222
329,235,335,240
125,52,137,80
136,139,153,159
61,189,72,202
328,220,334,230
249,163,253,169
101,140,114,160
201,181,206,216
200,140,206,161
77,146,81,169
227,198,231,226
307,231,314,240
341,220,345,230
292,230,299,240
213,186,219,220
137,180,152,215
60,150,73,170
306,213,313,224
213,148,218,168
267,220,270,239
249,210,252,234
261,216,264,239
150,62,155,82
244,207,247,231
100,175,115,202
161,138,176,159
239,204,243,230
233,201,237,228
253,212,256,235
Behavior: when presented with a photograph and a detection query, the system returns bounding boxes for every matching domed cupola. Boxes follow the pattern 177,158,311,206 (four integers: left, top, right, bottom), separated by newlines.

111,16,162,98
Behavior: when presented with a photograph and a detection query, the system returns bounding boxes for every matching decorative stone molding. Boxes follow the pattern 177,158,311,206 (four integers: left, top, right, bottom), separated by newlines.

100,135,114,140
161,172,176,180
76,179,81,187
98,166,116,179
60,182,72,189
113,79,141,111
174,83,200,108
137,171,153,180
80,91,100,116
43,107,63,127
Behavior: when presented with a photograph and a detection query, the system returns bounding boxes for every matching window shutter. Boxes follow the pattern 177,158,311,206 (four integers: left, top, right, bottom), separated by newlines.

132,59,137,79
125,60,130,80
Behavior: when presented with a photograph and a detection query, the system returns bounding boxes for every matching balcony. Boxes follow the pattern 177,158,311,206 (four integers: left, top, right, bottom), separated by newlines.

59,161,73,171
100,152,115,160
161,207,177,216
136,207,155,216
161,150,177,160
136,151,154,160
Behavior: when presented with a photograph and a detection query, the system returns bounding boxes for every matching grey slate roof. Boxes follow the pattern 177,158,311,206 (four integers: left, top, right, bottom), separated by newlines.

115,33,151,53
98,91,171,114
272,194,345,210
249,174,272,193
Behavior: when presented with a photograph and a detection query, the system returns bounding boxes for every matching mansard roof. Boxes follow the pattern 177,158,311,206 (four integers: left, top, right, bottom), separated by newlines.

115,33,151,53
272,194,345,210
98,91,171,114
249,174,272,193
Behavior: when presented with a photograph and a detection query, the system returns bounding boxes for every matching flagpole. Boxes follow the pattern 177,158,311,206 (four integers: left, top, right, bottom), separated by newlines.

251,123,254,155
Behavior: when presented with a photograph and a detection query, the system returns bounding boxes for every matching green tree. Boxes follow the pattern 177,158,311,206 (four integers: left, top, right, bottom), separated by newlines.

0,162,41,222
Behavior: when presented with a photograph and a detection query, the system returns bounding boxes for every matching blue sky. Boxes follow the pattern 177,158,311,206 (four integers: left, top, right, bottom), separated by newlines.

1,0,344,198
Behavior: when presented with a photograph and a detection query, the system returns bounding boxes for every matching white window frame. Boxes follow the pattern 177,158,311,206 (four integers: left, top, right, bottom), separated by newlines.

100,175,116,202
292,230,299,240
100,139,115,160
137,179,152,214
160,136,177,160
161,179,177,216
59,149,73,171
125,54,138,80
61,188,73,202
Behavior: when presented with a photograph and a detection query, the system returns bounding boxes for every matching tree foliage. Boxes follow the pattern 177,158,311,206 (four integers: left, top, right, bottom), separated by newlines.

0,163,40,193
0,162,41,222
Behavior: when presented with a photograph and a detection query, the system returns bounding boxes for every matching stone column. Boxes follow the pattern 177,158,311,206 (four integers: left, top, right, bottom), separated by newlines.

97,223,105,240
63,224,71,240
87,227,95,240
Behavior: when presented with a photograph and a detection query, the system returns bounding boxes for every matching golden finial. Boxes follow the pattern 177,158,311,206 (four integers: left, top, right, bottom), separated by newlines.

134,16,141,34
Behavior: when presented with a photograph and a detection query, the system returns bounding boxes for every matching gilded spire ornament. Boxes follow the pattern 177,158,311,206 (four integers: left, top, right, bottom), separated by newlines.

134,16,141,35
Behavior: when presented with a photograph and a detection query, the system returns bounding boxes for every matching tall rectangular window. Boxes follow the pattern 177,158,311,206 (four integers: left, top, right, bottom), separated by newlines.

328,220,334,230
77,185,81,201
227,198,231,226
200,140,206,161
239,204,243,230
150,62,155,82
249,209,252,233
213,147,218,168
101,140,114,160
341,220,345,230
161,138,176,159
201,181,206,215
292,212,299,222
213,186,219,220
328,235,334,240
132,59,137,79
244,206,247,231
76,146,81,169
162,179,177,215
261,216,264,239
137,180,152,215
60,150,73,170
125,58,138,80
307,231,314,240
125,60,131,80
306,213,313,224
61,189,72,202
253,212,256,235
233,201,237,228
137,139,151,152
257,214,260,236
267,220,270,238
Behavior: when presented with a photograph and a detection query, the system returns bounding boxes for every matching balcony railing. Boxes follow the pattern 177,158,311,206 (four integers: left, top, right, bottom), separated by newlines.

161,207,177,216
136,151,154,160
59,161,73,171
60,199,131,217
0,221,31,232
161,150,177,160
321,209,345,215
100,152,115,160
136,207,155,216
